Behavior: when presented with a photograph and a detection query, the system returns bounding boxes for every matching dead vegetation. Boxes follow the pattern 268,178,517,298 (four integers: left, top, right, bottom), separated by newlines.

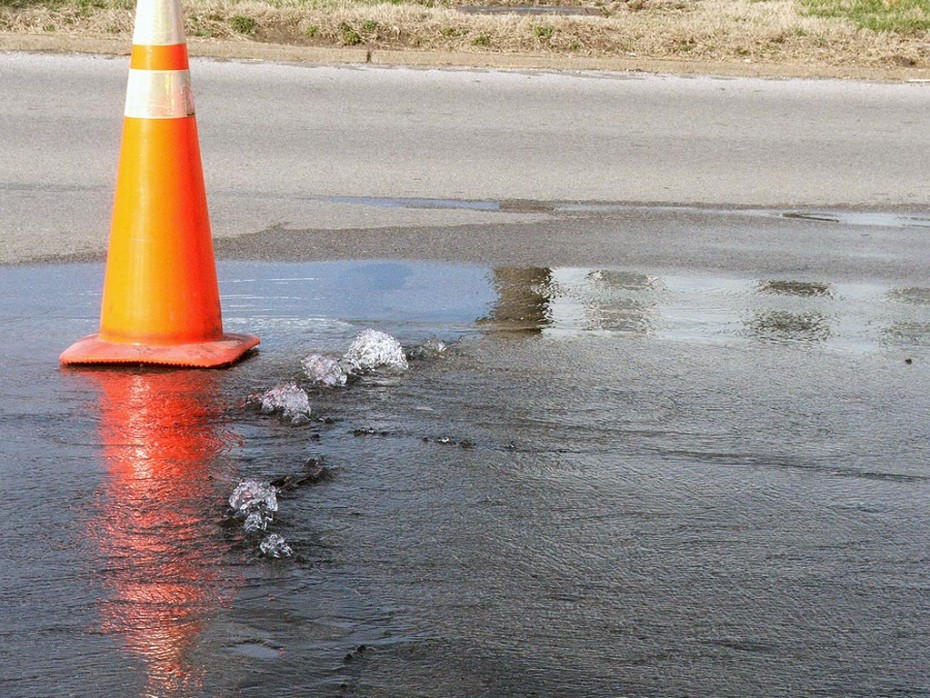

1,0,929,69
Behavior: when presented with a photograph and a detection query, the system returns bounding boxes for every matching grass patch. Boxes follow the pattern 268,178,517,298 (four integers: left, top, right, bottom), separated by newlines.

229,14,257,34
340,21,362,44
532,24,554,40
800,0,930,33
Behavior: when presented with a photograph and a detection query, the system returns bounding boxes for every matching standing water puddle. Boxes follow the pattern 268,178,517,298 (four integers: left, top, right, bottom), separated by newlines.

1,260,928,697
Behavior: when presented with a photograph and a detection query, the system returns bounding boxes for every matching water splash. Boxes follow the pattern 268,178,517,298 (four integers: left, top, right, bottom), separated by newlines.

342,329,409,373
258,382,311,424
407,338,448,361
301,353,348,387
229,480,279,517
259,534,293,559
244,510,272,534
229,481,286,544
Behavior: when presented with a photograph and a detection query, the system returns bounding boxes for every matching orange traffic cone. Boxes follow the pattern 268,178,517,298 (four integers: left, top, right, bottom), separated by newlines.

60,0,259,368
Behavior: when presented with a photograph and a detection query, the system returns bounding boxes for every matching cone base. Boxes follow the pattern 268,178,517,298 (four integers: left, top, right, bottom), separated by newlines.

60,333,260,368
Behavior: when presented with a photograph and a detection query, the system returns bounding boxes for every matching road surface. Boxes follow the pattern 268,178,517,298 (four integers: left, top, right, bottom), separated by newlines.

1,51,929,267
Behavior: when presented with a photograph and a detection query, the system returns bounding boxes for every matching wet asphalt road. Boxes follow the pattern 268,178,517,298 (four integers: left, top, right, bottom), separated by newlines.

2,256,929,697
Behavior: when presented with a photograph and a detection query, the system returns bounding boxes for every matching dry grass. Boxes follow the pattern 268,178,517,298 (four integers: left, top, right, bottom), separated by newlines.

1,0,929,68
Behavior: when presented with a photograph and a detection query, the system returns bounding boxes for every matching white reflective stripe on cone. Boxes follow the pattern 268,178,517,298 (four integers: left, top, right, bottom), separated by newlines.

132,0,187,45
124,69,195,119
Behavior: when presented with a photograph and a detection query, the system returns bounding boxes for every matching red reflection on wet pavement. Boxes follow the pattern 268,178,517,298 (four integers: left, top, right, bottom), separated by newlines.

89,369,234,696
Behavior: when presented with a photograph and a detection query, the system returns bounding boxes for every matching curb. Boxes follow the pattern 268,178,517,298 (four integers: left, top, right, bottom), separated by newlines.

2,32,930,82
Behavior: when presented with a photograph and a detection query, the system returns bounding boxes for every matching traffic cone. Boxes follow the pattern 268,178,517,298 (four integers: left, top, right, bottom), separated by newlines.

60,0,259,368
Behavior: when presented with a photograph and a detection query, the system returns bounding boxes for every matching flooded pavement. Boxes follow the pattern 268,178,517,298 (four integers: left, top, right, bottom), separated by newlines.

1,256,929,697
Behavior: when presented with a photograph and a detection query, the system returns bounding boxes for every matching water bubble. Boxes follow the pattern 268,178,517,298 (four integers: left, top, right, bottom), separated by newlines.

301,353,348,387
259,382,311,423
259,534,293,559
342,329,408,373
